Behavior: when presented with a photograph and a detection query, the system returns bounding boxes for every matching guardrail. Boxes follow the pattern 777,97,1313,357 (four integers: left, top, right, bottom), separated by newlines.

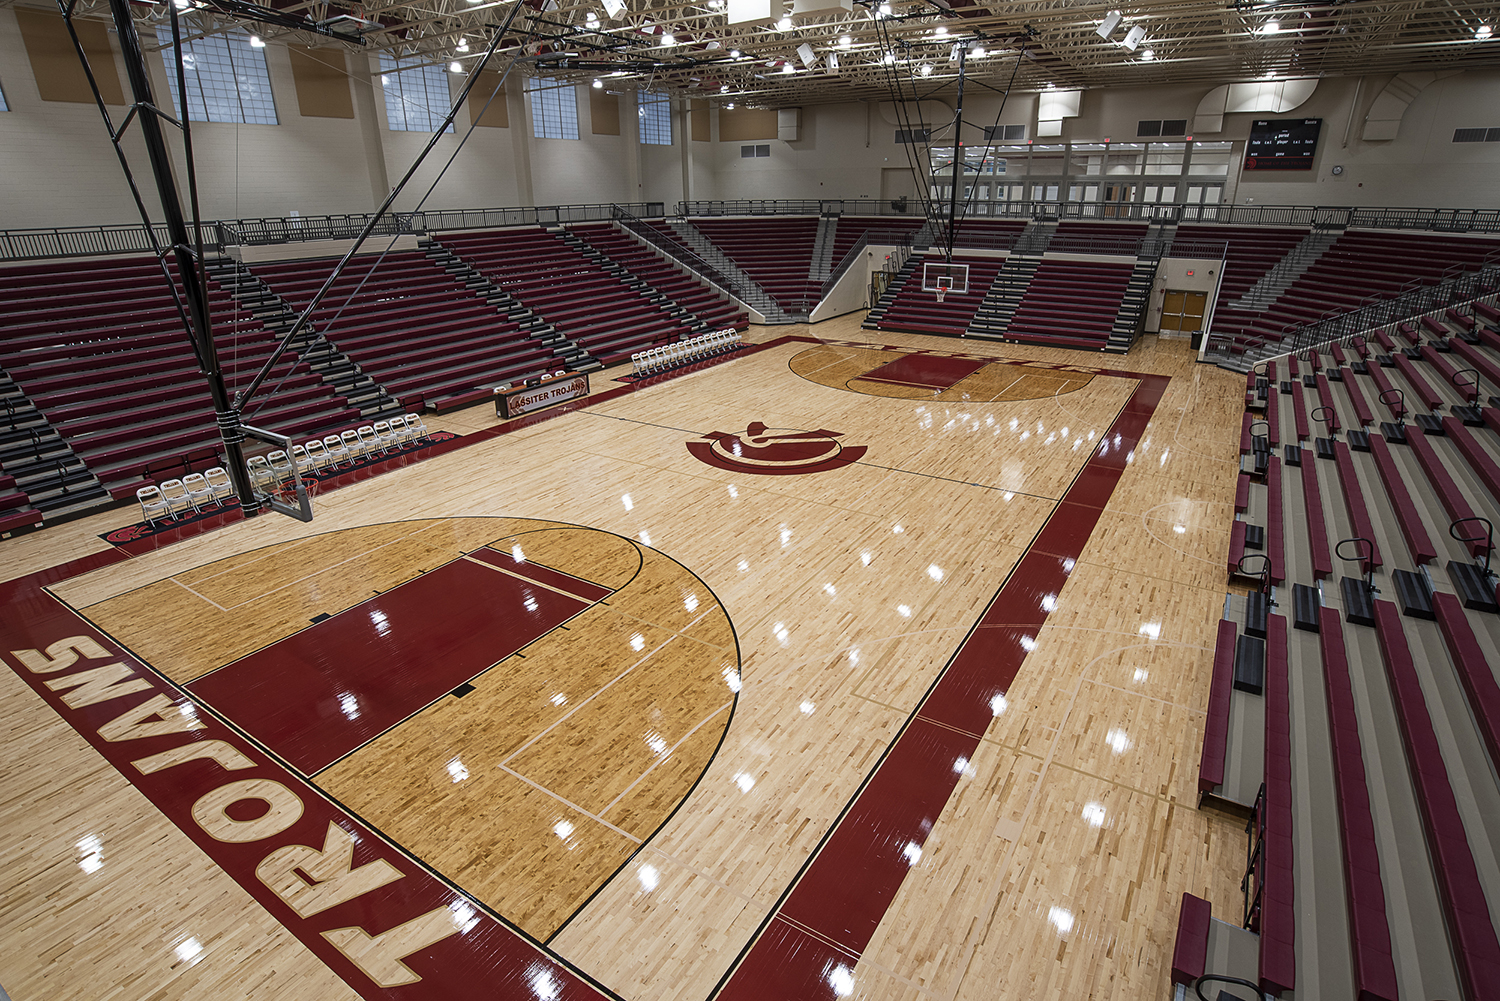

611,204,778,316
819,228,927,301
0,222,178,261
677,198,920,218
0,203,668,262
1204,260,1500,369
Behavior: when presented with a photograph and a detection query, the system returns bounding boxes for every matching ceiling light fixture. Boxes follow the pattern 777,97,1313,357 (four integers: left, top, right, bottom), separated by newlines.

838,34,852,48
782,62,795,73
934,25,948,36
449,61,462,72
776,15,793,30
969,43,985,57
1478,23,1493,37
661,32,676,44
456,37,469,51
919,62,932,75
727,102,735,108
877,2,892,17
249,34,265,47
730,48,742,57
1140,47,1155,59
1261,19,1280,33
593,78,603,87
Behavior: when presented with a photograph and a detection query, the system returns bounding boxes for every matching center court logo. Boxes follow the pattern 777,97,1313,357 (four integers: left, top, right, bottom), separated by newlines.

687,421,867,475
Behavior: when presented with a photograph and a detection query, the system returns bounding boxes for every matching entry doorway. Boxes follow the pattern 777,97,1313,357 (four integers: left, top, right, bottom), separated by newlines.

1159,290,1208,334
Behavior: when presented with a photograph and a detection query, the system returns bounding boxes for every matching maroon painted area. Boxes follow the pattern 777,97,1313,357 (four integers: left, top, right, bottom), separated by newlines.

717,372,1168,1000
0,565,608,1001
858,354,987,390
466,548,613,603
187,557,590,774
686,423,868,476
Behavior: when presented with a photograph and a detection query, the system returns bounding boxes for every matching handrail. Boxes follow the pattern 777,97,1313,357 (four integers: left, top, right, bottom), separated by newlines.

1206,256,1500,369
819,227,928,300
0,203,666,262
611,204,774,314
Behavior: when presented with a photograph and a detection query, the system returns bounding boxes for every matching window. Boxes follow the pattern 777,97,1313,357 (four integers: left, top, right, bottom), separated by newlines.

527,79,579,140
982,124,1026,141
740,144,770,157
1453,127,1500,142
378,54,454,133
638,91,672,145
895,128,931,144
1137,119,1186,137
155,27,277,125
0,81,8,112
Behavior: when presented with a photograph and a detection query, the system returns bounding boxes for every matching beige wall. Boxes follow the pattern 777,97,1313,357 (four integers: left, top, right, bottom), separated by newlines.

10,12,1500,230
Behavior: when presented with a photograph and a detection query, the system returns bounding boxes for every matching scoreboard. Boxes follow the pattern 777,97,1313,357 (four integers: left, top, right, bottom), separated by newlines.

1243,118,1322,171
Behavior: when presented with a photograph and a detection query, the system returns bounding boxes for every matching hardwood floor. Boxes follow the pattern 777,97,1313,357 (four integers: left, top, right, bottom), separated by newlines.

0,320,1248,1001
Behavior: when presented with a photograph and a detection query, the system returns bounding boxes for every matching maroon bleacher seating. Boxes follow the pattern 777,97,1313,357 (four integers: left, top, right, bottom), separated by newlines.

1003,259,1134,349
1198,619,1238,794
689,217,820,313
1171,893,1212,986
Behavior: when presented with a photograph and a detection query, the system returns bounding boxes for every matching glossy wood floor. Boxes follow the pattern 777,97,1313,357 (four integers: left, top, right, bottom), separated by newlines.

0,318,1250,1001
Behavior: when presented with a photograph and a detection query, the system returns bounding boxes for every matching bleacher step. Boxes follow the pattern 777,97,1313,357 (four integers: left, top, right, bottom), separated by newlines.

1339,576,1377,626
1393,569,1435,619
1232,634,1266,695
1291,583,1321,631
1447,560,1498,612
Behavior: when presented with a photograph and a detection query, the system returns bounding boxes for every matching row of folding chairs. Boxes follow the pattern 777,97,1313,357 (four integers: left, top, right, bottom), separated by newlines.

136,467,235,526
247,414,430,492
632,329,743,376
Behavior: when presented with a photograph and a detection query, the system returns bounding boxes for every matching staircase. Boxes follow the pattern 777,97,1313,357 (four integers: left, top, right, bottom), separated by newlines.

420,240,598,372
667,219,795,322
810,215,837,282
1231,229,1341,310
1105,259,1160,353
205,259,406,421
554,228,706,338
0,369,110,524
966,255,1042,340
1014,219,1058,255
862,255,921,328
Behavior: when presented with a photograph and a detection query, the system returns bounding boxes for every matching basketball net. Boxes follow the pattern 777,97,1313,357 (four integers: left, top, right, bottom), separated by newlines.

936,288,947,304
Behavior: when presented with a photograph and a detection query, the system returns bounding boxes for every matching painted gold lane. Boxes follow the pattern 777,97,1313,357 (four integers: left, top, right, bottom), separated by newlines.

78,519,522,683
316,523,739,940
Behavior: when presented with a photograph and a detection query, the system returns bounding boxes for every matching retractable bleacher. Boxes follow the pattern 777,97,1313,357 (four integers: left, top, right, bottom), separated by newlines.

1196,304,1500,999
437,228,684,367
1,255,360,500
565,223,748,335
1002,259,1135,350
688,217,821,314
867,254,1006,336
251,249,557,411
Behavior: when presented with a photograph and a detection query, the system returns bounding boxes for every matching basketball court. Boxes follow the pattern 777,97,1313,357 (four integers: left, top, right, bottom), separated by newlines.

0,318,1247,1001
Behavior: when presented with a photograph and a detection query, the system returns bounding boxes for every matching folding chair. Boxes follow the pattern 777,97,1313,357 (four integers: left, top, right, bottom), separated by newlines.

323,434,350,468
267,450,295,484
340,429,366,462
182,472,215,512
357,425,385,457
245,456,275,493
204,467,234,504
373,420,400,454
136,485,169,527
302,439,329,473
158,478,193,518
403,413,429,442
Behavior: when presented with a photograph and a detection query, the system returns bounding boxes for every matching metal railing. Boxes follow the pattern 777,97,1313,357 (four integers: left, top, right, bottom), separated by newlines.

0,222,177,261
677,198,918,218
611,204,776,315
819,228,926,301
0,203,667,262
1204,258,1500,369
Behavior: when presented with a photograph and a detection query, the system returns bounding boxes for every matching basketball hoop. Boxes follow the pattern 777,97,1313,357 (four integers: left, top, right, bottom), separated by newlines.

936,288,947,304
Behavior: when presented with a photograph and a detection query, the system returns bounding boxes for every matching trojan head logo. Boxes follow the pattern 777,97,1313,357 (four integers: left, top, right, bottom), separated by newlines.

687,421,867,475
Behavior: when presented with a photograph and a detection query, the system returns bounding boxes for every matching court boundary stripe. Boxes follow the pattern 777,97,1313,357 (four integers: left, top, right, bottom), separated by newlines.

8,341,1180,1000
20,518,744,1001
707,366,1171,998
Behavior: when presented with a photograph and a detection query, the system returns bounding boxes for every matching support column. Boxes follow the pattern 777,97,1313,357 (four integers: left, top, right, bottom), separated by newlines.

509,81,534,206
679,98,694,203
348,52,391,209
623,90,642,205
